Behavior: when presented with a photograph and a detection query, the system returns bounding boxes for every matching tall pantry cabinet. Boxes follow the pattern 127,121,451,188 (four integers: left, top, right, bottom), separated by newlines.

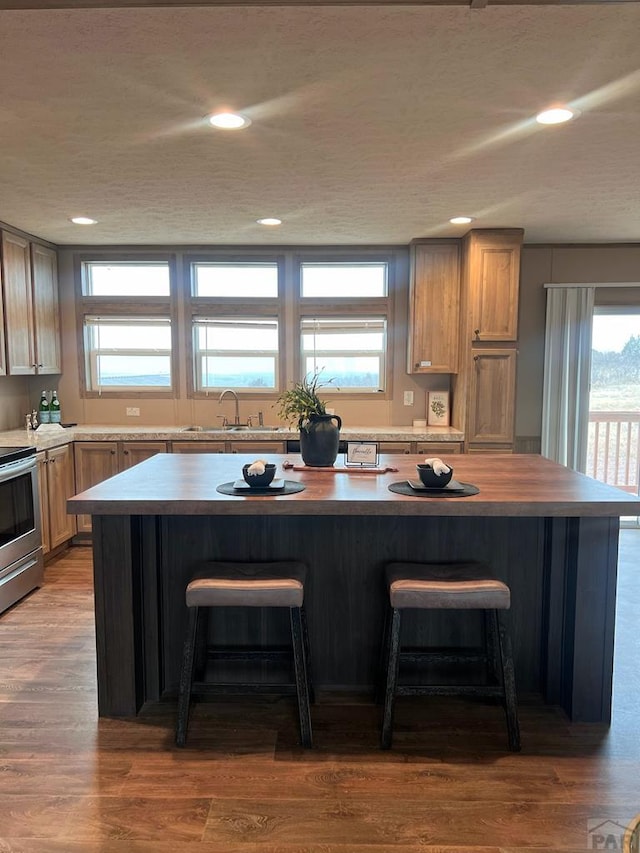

452,229,523,451
0,231,61,375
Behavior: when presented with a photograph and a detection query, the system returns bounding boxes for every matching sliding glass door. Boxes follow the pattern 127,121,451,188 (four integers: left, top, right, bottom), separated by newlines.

589,309,640,524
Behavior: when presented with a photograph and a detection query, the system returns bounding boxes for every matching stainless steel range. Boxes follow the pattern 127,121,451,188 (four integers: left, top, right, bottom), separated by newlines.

0,446,43,615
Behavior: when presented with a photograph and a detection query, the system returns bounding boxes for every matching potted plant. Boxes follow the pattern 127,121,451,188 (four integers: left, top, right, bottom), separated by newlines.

276,371,342,466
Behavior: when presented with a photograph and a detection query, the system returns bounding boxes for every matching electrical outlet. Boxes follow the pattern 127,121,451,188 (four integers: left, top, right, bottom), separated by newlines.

403,391,414,406
126,407,140,417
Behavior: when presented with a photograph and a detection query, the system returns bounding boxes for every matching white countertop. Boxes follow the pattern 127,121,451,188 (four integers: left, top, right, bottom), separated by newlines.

0,423,464,450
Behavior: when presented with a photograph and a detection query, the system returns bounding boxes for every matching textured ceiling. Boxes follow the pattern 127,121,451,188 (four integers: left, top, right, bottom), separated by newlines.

0,4,639,246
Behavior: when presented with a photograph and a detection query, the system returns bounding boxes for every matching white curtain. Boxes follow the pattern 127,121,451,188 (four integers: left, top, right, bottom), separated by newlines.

541,286,595,472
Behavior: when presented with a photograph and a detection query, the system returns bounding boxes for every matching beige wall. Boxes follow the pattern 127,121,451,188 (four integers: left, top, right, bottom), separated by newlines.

516,244,640,442
2,240,639,436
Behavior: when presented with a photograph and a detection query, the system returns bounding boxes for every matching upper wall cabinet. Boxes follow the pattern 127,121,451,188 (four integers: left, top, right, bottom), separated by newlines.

30,244,61,374
407,240,460,374
0,231,61,375
463,229,523,342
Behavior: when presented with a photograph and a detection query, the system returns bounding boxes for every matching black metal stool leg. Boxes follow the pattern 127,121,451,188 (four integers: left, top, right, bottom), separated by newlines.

290,606,313,748
375,604,392,705
494,610,521,752
176,606,200,747
380,607,402,749
300,605,315,705
484,609,499,684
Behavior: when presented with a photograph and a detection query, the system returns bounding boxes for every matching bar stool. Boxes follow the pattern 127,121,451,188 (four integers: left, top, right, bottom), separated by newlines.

175,560,313,748
379,561,520,752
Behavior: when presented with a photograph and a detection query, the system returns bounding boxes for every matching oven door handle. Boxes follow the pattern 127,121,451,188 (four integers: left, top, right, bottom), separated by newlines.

0,454,37,484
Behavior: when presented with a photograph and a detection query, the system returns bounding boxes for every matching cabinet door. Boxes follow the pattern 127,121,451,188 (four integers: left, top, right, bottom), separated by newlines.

467,349,517,446
467,231,522,342
120,441,167,469
31,244,61,374
416,442,462,456
74,442,119,534
47,444,77,549
36,452,51,556
1,231,35,375
407,241,460,373
171,441,226,453
379,442,412,454
228,441,287,454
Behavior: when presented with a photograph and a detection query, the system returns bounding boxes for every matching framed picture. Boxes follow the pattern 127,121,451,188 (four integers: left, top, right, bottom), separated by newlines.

345,441,379,467
428,391,450,426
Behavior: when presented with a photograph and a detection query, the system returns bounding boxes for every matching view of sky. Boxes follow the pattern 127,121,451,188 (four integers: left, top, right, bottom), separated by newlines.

592,313,640,353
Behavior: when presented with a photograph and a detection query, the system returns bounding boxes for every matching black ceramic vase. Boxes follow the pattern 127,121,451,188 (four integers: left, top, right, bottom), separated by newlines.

299,413,342,467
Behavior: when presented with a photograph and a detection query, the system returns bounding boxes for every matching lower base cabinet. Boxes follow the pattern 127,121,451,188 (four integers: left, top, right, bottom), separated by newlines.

74,441,168,534
37,444,76,556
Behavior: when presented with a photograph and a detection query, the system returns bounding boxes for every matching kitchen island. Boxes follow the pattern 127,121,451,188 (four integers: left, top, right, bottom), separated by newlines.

68,453,640,724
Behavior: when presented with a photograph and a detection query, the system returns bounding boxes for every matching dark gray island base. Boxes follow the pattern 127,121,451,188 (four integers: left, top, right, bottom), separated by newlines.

67,453,640,724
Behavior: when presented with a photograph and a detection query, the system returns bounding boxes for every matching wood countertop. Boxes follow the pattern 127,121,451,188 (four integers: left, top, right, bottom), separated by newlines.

67,452,640,518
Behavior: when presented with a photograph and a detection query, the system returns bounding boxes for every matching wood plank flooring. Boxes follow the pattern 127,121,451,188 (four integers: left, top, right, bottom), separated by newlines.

0,534,639,851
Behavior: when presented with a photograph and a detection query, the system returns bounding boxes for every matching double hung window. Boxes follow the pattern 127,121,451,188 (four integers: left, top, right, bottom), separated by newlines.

298,260,390,393
78,259,175,395
190,260,282,394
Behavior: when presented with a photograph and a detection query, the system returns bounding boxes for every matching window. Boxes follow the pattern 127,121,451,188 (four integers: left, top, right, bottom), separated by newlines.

297,258,392,393
300,317,386,391
82,262,170,296
78,258,175,395
300,263,387,298
192,263,278,298
84,317,172,391
193,317,279,391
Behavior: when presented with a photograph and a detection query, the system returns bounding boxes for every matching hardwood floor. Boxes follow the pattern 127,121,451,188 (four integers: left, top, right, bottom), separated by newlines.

0,534,639,851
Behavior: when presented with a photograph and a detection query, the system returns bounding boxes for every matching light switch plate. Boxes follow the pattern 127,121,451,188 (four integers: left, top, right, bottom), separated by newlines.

126,407,140,417
403,391,414,406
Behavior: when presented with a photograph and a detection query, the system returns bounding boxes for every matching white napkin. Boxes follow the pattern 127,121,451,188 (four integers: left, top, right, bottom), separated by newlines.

423,457,451,475
247,459,267,476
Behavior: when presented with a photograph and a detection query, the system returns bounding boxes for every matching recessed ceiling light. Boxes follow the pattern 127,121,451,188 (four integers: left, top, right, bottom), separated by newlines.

535,107,577,125
256,218,282,226
70,216,97,225
207,112,251,130
450,216,474,225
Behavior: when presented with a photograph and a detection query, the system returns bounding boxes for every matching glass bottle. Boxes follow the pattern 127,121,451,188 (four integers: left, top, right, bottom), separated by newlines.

50,391,61,424
38,390,50,423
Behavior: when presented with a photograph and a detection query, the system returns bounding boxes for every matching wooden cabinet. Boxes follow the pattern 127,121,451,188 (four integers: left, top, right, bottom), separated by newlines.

74,442,119,535
74,441,167,533
1,231,34,375
407,241,460,374
120,441,167,468
452,229,523,452
37,445,76,555
379,442,412,454
0,232,61,375
416,442,462,456
464,229,522,343
171,441,226,453
228,441,287,454
30,244,61,374
466,349,517,447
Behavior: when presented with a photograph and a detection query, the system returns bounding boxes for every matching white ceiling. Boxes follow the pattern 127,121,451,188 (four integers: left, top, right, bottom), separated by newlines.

1,4,639,246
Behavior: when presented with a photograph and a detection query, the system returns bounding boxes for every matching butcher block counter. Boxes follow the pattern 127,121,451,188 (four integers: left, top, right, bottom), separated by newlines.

68,453,640,724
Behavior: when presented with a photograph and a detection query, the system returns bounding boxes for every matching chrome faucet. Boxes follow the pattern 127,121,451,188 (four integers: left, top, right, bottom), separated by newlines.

219,389,240,425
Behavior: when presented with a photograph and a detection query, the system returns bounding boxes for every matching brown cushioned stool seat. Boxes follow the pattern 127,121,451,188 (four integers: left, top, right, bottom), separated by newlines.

380,561,520,752
176,560,313,748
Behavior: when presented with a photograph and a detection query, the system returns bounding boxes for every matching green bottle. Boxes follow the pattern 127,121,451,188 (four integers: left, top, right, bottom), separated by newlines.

38,390,50,423
50,391,61,424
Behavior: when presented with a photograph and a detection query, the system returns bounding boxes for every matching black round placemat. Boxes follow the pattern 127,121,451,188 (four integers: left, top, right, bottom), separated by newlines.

217,480,306,496
388,481,479,498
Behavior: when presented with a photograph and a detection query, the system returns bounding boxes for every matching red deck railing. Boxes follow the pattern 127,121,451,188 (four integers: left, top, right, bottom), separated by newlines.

587,411,640,494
